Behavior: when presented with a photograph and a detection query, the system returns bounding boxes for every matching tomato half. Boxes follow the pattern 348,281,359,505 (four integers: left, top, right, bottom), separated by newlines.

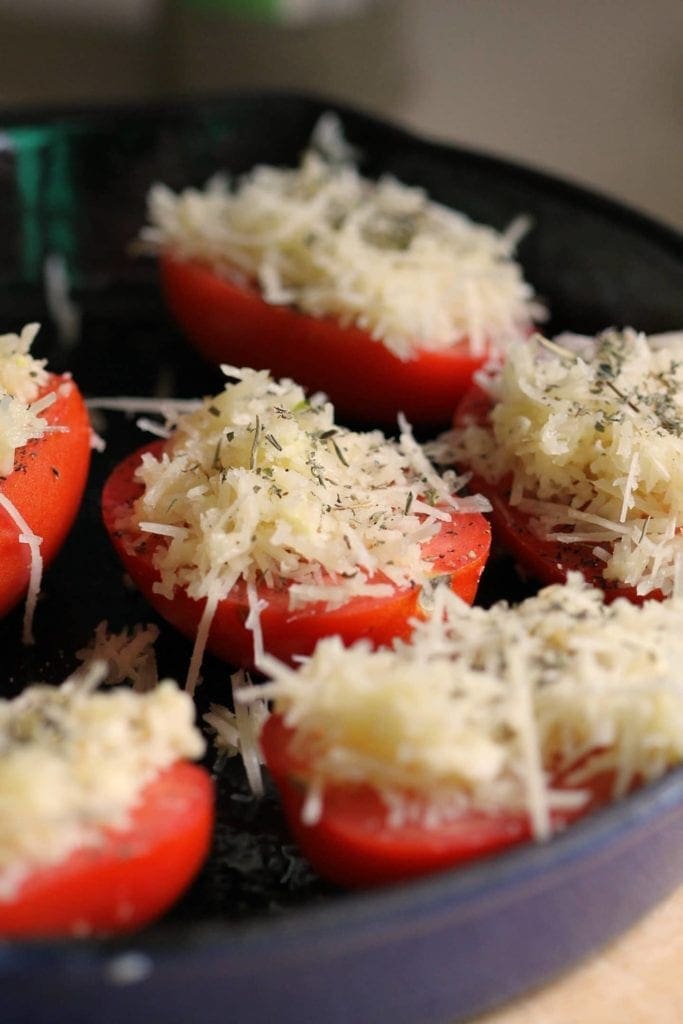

453,385,654,603
0,374,91,619
102,440,491,670
0,761,213,938
261,714,615,888
160,252,505,429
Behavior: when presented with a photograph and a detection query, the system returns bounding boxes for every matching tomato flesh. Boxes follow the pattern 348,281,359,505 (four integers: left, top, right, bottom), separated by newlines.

261,715,614,888
453,385,656,603
160,252,505,429
0,761,213,938
0,374,91,618
102,440,491,670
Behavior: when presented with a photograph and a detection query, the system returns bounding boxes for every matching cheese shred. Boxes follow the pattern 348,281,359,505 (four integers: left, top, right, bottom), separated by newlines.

0,323,51,478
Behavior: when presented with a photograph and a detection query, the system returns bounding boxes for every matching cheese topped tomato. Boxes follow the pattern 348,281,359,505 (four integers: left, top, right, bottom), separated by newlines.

448,329,683,599
249,574,683,886
0,323,91,640
139,115,543,426
0,664,212,936
102,366,491,687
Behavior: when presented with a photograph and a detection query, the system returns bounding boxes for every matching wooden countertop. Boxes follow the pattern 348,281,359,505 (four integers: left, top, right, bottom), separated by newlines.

473,883,683,1024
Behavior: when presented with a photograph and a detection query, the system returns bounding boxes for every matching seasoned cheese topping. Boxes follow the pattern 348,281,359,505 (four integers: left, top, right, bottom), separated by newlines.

128,365,484,611
451,329,683,597
0,664,205,899
0,323,51,477
140,115,542,360
250,574,683,839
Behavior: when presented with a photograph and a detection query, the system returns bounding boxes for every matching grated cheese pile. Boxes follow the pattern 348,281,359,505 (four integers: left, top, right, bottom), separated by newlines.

249,574,683,840
140,114,543,360
0,663,205,900
128,364,484,620
0,323,51,477
204,670,268,797
450,329,683,597
76,620,161,693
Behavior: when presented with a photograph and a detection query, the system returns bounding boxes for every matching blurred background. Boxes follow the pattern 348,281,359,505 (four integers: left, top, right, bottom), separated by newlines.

0,0,681,229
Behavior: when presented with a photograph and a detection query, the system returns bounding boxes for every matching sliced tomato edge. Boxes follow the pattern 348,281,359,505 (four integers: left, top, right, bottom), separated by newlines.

0,761,214,938
160,252,516,427
260,715,626,889
0,373,92,618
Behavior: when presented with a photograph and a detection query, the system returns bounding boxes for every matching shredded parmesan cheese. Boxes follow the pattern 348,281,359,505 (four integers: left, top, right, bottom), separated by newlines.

0,324,66,644
118,365,487,687
448,329,683,597
0,664,205,900
139,115,543,361
248,574,683,839
203,670,268,796
76,620,161,693
0,323,51,477
0,492,43,645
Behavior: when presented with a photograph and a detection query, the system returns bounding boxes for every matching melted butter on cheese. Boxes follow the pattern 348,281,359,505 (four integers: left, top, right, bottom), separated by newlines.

129,365,484,608
0,323,51,477
450,329,683,597
0,665,205,899
140,115,543,360
250,574,683,839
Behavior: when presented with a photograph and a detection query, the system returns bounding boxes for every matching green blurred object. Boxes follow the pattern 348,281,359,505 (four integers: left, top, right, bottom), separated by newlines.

173,0,374,21
7,125,80,286
177,0,278,16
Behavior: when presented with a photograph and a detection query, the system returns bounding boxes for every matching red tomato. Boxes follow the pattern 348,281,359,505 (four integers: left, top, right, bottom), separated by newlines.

0,761,213,938
102,439,491,670
160,252,507,429
453,384,655,603
261,714,615,888
0,374,91,619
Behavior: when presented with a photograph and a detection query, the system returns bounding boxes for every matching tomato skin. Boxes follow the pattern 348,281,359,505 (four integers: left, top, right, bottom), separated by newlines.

0,374,91,618
261,715,613,889
160,252,503,429
0,762,213,938
101,440,491,670
453,385,657,603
